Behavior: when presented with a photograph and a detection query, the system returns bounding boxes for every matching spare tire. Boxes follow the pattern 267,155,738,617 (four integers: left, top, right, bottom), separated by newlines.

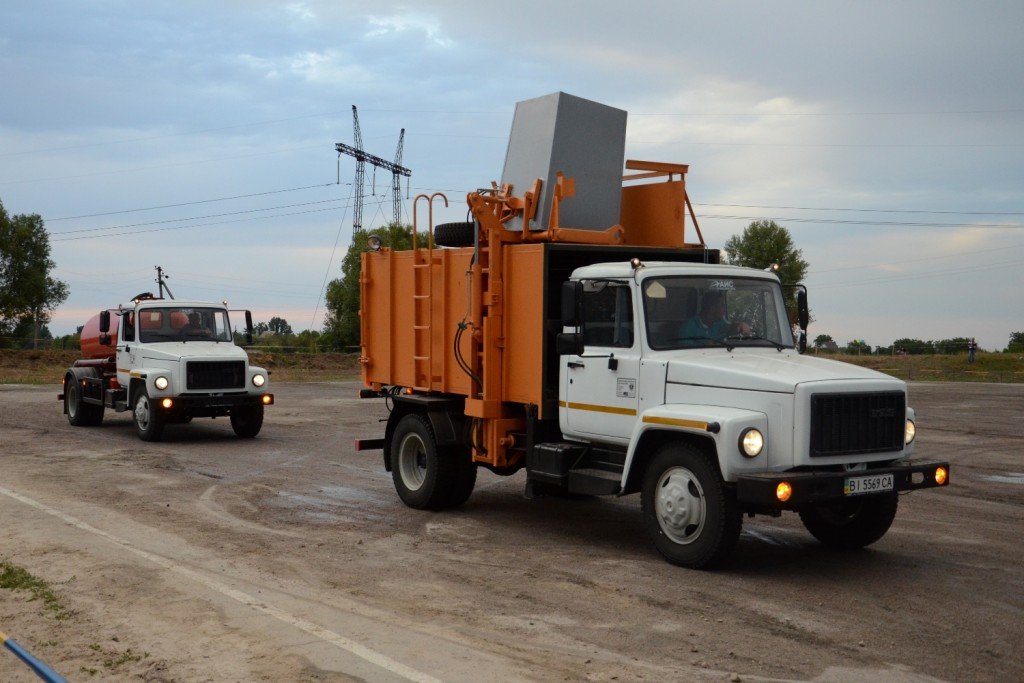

433,221,476,248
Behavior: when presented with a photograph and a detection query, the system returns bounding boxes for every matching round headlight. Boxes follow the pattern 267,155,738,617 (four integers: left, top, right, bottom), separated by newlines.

739,428,764,457
905,418,916,444
252,374,266,387
154,376,169,390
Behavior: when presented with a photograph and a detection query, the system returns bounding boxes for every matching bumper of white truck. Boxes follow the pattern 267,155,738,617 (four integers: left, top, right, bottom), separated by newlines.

735,459,949,510
167,393,274,418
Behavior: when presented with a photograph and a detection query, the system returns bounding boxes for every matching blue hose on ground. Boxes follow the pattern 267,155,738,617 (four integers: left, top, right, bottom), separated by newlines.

0,631,68,683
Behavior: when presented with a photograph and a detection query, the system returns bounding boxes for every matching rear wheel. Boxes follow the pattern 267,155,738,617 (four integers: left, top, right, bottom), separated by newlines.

133,388,165,441
799,494,898,549
65,374,104,426
231,404,264,438
390,414,476,510
641,443,741,568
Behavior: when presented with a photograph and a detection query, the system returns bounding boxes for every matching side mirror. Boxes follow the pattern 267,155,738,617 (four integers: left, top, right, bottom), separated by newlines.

99,310,110,333
556,332,585,356
99,333,112,346
797,289,809,330
561,281,582,328
798,331,807,354
245,310,254,345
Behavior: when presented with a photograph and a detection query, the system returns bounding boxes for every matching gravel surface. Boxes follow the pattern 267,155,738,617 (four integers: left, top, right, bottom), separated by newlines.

1,381,1021,682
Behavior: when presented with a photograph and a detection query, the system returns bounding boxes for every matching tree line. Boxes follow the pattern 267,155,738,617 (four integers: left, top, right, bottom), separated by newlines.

812,333,1024,355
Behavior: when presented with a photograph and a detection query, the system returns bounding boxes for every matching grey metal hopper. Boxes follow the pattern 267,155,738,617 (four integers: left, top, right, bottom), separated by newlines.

500,92,627,232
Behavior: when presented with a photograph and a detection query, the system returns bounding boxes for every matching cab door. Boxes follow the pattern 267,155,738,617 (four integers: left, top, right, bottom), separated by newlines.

563,280,640,440
115,310,137,388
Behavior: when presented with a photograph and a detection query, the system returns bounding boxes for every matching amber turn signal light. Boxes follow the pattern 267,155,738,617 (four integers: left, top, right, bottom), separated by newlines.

935,467,948,485
776,482,792,502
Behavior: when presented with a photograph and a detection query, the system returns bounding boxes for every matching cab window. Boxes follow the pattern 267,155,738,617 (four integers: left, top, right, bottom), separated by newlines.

581,280,634,348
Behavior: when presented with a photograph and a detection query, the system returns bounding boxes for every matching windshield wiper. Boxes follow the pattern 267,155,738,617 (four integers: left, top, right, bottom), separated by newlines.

724,334,788,352
671,336,736,352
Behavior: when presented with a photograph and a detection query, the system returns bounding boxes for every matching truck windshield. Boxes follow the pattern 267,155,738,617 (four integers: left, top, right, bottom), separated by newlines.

136,307,233,343
642,276,794,350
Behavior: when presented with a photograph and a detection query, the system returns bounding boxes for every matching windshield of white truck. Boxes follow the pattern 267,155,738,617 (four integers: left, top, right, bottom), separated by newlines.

136,307,233,343
643,276,794,350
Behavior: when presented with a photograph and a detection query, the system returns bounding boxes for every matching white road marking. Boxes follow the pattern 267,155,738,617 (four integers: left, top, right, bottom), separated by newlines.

0,485,440,683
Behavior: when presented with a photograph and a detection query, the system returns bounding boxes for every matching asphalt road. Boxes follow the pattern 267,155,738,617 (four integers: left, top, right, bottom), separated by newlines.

1,381,1022,682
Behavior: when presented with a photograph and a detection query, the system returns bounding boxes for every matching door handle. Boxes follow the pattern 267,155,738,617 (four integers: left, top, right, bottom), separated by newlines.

567,361,585,369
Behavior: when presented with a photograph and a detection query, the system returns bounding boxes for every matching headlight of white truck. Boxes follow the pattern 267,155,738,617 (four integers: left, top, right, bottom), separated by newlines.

739,428,764,457
252,373,266,387
905,418,916,444
154,376,169,390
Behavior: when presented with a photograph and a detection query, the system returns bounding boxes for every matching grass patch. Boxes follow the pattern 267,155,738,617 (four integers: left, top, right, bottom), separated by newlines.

0,560,71,620
87,642,148,671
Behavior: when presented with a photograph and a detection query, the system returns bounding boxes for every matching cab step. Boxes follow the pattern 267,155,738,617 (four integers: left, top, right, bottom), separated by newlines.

568,468,621,495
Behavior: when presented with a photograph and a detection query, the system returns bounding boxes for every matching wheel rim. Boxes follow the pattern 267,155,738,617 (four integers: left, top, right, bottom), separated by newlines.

655,466,706,545
397,432,427,491
67,382,78,418
134,395,151,430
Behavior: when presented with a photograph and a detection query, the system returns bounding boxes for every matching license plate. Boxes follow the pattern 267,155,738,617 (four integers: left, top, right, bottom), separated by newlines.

844,473,894,496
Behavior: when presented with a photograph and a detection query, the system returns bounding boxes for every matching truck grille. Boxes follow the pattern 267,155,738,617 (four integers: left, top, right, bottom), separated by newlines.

809,391,905,458
186,361,245,390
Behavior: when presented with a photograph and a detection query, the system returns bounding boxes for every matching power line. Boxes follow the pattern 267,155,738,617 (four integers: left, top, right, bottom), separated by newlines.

699,213,1024,229
47,183,338,221
812,258,1024,289
50,198,390,242
695,202,1024,216
809,243,1024,275
49,196,351,236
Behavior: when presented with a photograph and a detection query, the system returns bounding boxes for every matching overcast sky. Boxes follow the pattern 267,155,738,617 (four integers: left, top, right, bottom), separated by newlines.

1,1,1021,350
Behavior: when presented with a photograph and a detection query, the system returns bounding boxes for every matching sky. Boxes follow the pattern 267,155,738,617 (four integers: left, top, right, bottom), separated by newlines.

1,1,1021,351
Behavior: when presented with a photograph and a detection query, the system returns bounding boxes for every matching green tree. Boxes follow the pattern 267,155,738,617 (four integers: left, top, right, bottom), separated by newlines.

267,316,292,335
1006,331,1024,353
723,220,809,287
0,199,69,348
845,339,871,355
892,338,933,355
813,333,835,350
323,223,413,348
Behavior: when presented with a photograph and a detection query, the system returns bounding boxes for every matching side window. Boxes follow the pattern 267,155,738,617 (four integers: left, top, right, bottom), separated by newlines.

122,312,135,342
582,281,634,348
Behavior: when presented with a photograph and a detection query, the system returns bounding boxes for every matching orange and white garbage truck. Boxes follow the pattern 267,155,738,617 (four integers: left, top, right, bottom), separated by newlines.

356,92,949,568
60,272,274,442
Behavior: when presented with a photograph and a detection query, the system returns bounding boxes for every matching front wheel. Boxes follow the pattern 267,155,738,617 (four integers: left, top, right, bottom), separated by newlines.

390,414,476,510
799,494,898,549
230,404,264,438
133,388,165,442
641,443,741,569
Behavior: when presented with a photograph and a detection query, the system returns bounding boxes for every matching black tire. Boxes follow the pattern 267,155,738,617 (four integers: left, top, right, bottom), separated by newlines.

65,374,104,427
230,404,264,438
799,494,898,549
433,221,475,248
641,443,741,569
390,414,476,510
133,388,166,442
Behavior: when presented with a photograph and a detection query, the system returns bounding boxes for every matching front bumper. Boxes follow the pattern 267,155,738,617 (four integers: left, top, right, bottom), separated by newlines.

736,458,949,510
161,393,274,418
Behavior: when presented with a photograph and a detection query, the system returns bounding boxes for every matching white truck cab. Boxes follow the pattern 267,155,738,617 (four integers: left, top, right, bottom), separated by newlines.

543,259,946,567
61,294,274,441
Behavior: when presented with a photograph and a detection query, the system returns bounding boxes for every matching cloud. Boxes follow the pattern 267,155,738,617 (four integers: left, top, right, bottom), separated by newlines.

365,11,452,48
234,50,374,85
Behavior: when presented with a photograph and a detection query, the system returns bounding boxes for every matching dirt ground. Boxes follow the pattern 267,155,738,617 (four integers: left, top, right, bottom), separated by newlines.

1,381,1021,682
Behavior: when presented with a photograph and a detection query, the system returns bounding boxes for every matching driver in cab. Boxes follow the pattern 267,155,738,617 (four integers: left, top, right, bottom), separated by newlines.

679,291,750,344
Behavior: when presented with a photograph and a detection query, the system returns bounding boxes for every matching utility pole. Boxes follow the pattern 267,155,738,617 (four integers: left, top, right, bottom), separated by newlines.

155,266,175,299
392,128,405,225
335,106,411,237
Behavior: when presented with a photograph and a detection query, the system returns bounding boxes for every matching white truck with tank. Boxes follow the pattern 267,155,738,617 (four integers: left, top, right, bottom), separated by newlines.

60,274,274,441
